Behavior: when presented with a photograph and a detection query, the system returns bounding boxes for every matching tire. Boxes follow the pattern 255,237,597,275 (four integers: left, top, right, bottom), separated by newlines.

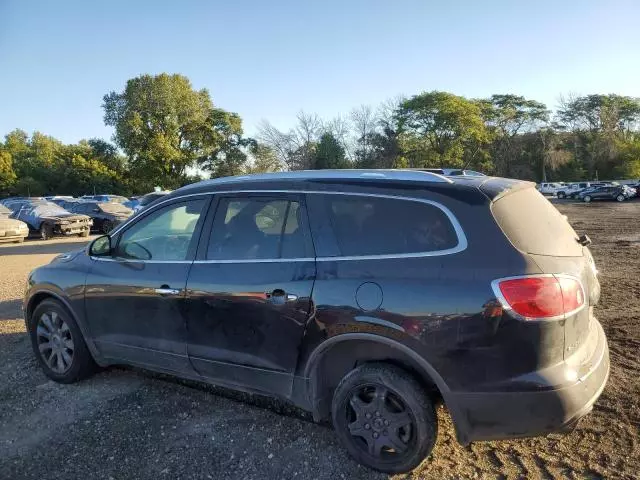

583,195,592,203
28,299,96,383
331,363,437,473
616,194,625,202
101,220,113,234
40,223,54,240
557,192,566,199
14,238,24,244
79,229,90,238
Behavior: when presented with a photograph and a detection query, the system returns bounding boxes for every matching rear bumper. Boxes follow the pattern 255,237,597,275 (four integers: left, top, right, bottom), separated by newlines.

448,318,609,444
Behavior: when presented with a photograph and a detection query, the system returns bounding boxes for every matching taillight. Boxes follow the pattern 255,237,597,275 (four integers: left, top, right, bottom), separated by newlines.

492,275,585,320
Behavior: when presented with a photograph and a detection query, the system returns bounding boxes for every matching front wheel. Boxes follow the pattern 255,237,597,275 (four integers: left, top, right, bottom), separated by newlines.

616,194,625,202
40,223,54,240
28,299,96,383
101,220,113,234
583,195,592,203
558,192,566,199
331,364,437,473
79,229,90,238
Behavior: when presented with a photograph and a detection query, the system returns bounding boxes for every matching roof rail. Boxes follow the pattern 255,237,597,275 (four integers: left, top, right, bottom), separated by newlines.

193,169,453,188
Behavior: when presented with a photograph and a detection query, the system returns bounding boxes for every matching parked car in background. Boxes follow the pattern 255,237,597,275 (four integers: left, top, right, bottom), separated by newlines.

621,185,637,198
23,170,608,473
579,185,632,203
3,198,92,239
0,204,29,243
557,182,592,199
536,182,563,195
132,190,171,213
123,197,140,211
81,194,129,204
67,200,133,234
44,195,75,202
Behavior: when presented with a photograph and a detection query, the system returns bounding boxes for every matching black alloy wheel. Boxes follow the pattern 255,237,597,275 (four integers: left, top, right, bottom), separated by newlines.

332,364,437,473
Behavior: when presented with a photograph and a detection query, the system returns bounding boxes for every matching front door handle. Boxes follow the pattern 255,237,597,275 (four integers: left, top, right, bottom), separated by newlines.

155,287,180,295
265,289,298,304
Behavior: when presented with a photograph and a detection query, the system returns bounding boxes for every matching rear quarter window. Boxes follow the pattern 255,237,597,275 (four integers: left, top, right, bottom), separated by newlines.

492,187,582,257
320,194,461,256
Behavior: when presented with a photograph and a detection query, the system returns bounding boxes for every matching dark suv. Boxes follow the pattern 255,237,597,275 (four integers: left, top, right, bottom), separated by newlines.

24,170,609,473
579,185,630,202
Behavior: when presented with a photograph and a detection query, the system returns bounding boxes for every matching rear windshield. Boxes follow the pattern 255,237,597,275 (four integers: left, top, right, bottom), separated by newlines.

492,187,582,257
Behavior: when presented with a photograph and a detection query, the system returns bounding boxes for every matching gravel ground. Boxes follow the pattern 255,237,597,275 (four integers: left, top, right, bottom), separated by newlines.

0,203,639,480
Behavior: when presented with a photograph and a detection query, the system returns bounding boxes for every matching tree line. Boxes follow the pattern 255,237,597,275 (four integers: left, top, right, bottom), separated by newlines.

2,73,639,197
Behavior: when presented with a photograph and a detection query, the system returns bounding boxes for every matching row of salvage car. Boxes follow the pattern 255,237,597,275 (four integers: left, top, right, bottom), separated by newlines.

537,180,639,202
0,191,169,243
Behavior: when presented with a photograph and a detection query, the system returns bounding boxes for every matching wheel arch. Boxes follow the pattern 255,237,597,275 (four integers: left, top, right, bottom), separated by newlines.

26,289,103,365
303,333,468,442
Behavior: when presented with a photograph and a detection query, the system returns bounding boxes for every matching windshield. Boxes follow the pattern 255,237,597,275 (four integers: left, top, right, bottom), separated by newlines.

98,202,132,214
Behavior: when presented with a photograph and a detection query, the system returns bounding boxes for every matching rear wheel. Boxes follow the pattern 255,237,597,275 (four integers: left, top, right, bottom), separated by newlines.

583,195,592,203
332,364,437,473
557,192,566,199
40,223,54,240
28,299,96,383
616,194,625,202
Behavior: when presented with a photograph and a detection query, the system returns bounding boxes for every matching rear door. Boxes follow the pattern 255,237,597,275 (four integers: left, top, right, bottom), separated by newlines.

185,193,316,397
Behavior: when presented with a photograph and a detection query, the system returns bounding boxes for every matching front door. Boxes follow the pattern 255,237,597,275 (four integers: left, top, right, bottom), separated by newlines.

185,193,316,397
84,196,210,373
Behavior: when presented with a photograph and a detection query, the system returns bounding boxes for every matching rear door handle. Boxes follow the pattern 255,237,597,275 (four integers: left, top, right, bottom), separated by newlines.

155,287,180,295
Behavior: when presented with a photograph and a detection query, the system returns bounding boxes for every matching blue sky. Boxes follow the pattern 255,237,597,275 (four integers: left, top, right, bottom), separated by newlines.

1,0,639,144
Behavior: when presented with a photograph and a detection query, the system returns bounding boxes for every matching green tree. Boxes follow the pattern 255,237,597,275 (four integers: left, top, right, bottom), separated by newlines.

246,144,284,173
0,150,17,193
396,91,489,168
103,73,241,188
87,138,127,174
197,109,254,178
480,94,549,176
556,94,640,178
313,133,347,169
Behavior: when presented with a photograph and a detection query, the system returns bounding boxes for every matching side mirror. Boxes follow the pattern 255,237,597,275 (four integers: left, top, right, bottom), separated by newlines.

123,241,152,261
89,235,111,256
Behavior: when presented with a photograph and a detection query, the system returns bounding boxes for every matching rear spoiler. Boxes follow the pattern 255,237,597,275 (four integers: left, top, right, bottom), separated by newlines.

478,178,536,202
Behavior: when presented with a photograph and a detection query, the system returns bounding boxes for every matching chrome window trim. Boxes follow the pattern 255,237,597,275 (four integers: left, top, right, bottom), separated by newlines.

194,257,315,264
108,189,468,261
90,257,192,263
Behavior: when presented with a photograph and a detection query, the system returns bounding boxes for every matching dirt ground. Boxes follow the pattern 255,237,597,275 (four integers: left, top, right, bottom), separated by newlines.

0,202,638,480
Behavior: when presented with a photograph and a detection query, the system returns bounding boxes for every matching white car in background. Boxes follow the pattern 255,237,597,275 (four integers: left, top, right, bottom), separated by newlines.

537,182,563,195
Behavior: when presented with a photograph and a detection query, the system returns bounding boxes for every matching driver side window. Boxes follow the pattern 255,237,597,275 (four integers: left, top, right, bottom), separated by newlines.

116,198,207,261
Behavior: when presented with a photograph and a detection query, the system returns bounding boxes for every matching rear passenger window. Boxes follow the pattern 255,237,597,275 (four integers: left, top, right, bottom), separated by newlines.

321,195,459,256
208,198,310,260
